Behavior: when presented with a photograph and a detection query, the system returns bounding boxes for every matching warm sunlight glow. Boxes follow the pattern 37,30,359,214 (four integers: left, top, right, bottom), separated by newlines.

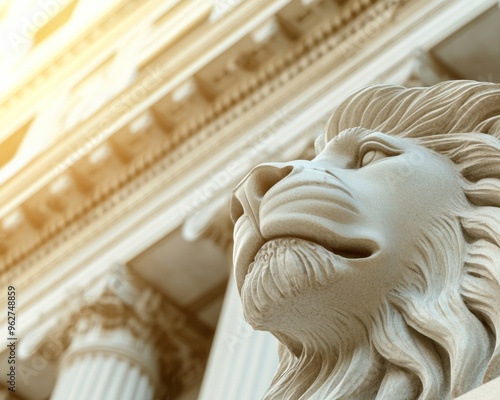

0,0,121,184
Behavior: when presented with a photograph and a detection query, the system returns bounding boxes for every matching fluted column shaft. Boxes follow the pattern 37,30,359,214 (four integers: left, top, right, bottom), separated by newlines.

182,201,279,399
50,326,159,400
51,353,155,400
198,278,279,400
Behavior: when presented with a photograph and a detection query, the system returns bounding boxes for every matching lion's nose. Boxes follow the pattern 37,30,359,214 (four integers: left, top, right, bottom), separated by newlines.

230,163,293,224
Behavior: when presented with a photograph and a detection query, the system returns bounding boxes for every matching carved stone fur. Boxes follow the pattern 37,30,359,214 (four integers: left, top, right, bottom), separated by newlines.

231,81,500,399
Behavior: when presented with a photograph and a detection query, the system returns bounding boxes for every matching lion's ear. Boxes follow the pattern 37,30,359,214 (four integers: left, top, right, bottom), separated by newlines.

315,109,341,154
314,133,327,155
324,111,336,143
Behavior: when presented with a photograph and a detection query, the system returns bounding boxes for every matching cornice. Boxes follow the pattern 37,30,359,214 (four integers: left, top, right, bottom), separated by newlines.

0,0,289,208
0,0,279,208
0,0,409,280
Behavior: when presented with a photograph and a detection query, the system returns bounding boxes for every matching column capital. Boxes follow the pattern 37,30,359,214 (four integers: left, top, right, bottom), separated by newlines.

182,197,234,255
30,263,211,397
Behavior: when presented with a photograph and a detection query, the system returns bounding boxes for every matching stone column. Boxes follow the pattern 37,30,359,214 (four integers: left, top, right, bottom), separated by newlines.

198,278,279,400
48,266,163,400
31,264,210,400
183,200,279,400
49,326,158,400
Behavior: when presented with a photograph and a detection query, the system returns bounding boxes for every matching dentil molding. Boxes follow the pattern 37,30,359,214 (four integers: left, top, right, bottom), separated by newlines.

0,0,411,279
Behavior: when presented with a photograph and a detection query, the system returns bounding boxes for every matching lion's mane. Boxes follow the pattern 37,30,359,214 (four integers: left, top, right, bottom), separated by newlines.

265,81,500,399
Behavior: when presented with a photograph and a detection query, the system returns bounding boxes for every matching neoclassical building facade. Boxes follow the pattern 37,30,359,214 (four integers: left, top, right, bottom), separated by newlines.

0,0,499,399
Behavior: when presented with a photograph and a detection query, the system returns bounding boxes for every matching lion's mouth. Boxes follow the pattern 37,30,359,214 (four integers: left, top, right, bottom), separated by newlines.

320,242,374,259
234,213,379,292
246,238,375,276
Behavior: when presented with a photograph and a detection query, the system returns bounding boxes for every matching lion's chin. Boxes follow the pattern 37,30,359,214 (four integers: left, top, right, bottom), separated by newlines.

241,238,349,329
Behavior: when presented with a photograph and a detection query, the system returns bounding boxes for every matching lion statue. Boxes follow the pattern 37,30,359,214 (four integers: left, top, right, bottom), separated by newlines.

230,80,500,399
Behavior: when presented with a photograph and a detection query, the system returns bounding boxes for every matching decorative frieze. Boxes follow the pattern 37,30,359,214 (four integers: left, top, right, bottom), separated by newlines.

0,0,412,278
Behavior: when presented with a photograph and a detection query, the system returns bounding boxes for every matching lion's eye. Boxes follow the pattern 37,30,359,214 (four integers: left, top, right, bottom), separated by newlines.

360,149,387,167
358,139,402,168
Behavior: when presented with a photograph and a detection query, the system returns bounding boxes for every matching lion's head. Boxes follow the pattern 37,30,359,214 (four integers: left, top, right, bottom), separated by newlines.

231,81,500,399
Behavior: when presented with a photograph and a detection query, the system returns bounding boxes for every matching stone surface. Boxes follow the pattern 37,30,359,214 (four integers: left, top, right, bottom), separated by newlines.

198,279,279,400
2,1,500,398
23,264,211,399
232,80,500,399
